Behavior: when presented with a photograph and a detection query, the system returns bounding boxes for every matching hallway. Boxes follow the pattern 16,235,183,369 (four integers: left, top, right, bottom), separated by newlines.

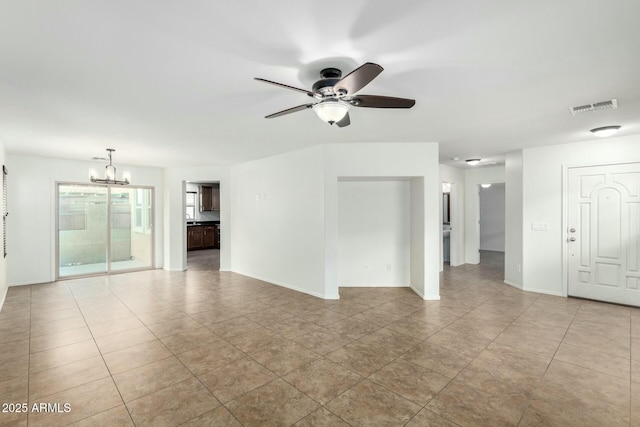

0,252,637,426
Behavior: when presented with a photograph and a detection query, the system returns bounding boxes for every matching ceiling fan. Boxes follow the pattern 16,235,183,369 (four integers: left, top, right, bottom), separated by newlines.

255,62,415,127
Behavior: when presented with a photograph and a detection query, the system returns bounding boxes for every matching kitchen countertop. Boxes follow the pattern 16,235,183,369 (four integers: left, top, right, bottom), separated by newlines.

186,221,220,226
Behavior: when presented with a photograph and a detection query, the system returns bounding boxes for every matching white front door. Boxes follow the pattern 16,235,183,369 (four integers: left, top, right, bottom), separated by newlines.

567,163,640,306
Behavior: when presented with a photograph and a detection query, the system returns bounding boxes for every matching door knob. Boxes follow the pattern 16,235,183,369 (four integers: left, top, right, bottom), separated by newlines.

568,237,576,242
569,228,576,233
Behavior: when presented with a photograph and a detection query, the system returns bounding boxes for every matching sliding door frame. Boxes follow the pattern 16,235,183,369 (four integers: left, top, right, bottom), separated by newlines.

55,181,155,280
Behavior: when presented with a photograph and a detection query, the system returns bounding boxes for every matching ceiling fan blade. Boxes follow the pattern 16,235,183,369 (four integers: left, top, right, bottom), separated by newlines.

349,95,415,108
265,103,314,119
254,78,315,97
336,112,351,127
333,63,383,96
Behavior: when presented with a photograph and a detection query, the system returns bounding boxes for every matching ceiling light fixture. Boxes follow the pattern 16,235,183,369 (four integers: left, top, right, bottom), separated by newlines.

312,100,349,125
89,149,130,185
481,183,492,188
465,159,481,166
590,125,621,137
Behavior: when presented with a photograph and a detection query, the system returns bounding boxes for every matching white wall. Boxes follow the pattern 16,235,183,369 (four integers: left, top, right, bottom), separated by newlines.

163,166,230,272
7,154,164,286
440,164,465,268
338,179,411,287
230,146,326,297
464,166,506,264
0,141,7,310
410,177,426,297
479,183,505,251
324,143,441,300
504,150,523,288
229,142,440,300
521,134,640,296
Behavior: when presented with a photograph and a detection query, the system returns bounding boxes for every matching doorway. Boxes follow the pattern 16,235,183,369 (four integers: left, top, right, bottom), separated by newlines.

442,182,453,266
478,183,505,269
185,181,221,271
567,162,640,306
57,183,154,278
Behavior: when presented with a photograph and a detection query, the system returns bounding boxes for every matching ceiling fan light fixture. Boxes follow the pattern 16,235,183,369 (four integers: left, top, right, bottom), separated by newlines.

466,158,481,166
590,125,621,137
312,100,349,125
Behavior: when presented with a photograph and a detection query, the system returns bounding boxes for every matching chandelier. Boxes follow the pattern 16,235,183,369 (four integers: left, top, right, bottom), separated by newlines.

89,149,130,185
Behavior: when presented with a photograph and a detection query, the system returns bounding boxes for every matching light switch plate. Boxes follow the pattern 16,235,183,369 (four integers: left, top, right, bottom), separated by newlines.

531,222,550,231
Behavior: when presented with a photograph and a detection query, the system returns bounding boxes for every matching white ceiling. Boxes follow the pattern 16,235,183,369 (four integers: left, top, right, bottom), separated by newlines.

1,1,639,168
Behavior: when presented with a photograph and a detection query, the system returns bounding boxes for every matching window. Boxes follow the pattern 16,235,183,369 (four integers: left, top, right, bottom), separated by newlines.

133,188,152,234
3,166,7,257
186,191,196,220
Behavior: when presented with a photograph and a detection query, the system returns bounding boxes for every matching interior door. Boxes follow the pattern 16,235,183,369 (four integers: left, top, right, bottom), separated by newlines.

567,163,640,305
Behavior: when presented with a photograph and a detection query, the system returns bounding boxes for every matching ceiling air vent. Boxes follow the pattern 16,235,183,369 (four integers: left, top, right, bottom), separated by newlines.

569,99,617,116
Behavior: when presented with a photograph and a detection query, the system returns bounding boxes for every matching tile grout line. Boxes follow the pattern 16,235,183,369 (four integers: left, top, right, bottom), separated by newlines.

67,279,137,427
416,290,543,426
111,282,234,426
26,284,32,426
515,297,582,426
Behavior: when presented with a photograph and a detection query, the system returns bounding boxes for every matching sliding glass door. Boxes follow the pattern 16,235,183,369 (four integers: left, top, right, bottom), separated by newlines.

58,184,109,277
57,183,153,278
110,187,153,272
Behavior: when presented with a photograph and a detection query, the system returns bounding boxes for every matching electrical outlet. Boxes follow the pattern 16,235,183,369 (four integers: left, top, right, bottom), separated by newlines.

517,264,521,272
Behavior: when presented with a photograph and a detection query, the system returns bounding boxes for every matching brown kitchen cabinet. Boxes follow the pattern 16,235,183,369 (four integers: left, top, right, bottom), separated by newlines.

187,224,219,251
187,226,204,250
199,185,220,212
203,226,215,248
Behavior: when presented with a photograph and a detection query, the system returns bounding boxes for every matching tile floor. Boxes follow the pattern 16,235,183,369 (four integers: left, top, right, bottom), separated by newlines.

0,250,638,426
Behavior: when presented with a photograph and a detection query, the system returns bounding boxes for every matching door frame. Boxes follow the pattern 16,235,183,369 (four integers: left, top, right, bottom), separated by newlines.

184,180,221,270
55,181,156,280
561,160,640,298
477,182,506,255
470,180,505,265
441,181,462,268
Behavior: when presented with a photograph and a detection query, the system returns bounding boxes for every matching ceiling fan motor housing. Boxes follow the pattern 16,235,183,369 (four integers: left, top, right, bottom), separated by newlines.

319,68,342,79
312,78,339,96
312,68,344,97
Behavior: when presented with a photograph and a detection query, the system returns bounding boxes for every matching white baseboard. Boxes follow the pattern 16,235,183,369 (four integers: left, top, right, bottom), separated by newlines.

522,287,564,297
0,287,6,313
340,283,410,288
503,279,523,290
9,280,49,287
231,270,334,300
504,280,564,297
410,285,424,298
410,285,440,301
